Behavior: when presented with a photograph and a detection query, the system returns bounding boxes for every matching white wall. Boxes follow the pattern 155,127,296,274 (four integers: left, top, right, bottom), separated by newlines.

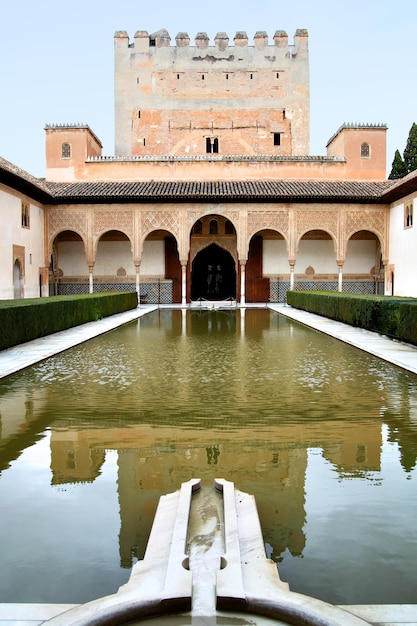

294,240,337,274
140,240,165,276
263,240,289,274
344,240,376,273
56,241,89,276
0,186,45,299
389,197,417,296
94,241,135,275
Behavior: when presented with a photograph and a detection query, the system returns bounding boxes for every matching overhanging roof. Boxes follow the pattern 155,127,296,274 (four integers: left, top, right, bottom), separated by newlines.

3,154,417,205
44,179,394,204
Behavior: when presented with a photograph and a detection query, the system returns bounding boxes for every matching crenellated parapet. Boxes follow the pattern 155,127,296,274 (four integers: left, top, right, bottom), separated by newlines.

114,28,308,58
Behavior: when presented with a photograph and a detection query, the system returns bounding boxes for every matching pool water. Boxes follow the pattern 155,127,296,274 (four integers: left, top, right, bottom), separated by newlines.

0,308,416,605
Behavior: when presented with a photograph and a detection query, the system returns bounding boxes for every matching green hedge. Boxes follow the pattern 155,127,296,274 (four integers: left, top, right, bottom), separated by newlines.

286,291,417,346
0,292,138,351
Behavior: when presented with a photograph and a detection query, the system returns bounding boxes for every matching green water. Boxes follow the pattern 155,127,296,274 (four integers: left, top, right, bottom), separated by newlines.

0,308,416,605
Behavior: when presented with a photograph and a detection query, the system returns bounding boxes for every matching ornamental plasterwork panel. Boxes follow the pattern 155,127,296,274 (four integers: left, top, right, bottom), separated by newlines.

187,208,240,229
93,209,134,239
345,209,386,241
48,209,88,242
247,210,289,240
190,237,238,264
141,210,180,239
295,209,338,240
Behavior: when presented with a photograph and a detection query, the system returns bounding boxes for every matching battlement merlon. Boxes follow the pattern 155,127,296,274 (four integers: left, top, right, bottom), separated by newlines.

114,28,308,58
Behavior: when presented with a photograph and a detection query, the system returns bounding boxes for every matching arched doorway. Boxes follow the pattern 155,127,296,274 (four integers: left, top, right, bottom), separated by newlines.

13,260,22,299
191,243,236,301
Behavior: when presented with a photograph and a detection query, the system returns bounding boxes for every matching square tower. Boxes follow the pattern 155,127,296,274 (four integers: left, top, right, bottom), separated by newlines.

114,28,309,158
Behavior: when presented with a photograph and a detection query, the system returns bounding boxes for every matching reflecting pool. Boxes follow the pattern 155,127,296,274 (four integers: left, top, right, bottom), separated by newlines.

0,308,416,606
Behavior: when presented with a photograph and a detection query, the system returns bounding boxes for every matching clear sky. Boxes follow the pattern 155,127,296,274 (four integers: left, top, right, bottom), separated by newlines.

1,0,416,178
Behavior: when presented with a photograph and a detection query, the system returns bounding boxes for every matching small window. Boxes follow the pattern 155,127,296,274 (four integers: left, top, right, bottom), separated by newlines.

21,201,30,228
149,37,156,47
206,137,219,154
61,143,71,159
225,73,229,79
250,73,253,79
201,74,205,80
276,72,279,79
405,203,413,229
361,142,370,158
177,73,180,79
138,110,141,119
209,219,218,234
273,133,281,146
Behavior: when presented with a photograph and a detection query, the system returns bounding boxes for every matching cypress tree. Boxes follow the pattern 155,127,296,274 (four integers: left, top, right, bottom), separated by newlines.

388,149,407,179
403,122,417,174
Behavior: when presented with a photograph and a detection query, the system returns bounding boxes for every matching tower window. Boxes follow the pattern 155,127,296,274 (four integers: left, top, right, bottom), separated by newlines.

149,37,156,46
273,133,281,146
276,72,279,79
61,142,71,159
206,137,219,154
21,201,30,228
138,110,141,118
405,203,413,228
361,142,370,158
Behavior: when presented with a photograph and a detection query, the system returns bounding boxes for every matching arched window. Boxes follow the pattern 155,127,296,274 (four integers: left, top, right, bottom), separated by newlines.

206,137,219,154
209,219,218,234
61,143,71,159
360,142,370,158
405,203,413,228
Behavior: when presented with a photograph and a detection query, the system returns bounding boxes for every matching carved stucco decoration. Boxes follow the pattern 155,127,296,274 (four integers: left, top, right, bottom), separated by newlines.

345,208,386,242
47,209,88,256
93,209,134,240
141,210,181,240
295,208,338,240
247,210,290,241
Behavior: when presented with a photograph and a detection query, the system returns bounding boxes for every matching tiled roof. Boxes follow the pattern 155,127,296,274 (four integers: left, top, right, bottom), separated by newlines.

2,154,411,204
0,156,51,202
45,179,394,203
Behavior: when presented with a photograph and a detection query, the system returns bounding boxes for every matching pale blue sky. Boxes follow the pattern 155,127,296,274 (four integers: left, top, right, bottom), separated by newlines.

1,0,416,178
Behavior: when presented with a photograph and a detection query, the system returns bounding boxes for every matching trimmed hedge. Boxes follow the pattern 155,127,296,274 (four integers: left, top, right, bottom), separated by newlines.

286,291,417,346
0,292,138,351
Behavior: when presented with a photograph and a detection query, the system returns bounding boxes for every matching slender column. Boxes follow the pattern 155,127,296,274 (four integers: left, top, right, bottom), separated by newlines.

338,263,343,292
135,264,141,306
240,261,246,306
181,262,187,307
88,266,94,294
289,262,295,291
